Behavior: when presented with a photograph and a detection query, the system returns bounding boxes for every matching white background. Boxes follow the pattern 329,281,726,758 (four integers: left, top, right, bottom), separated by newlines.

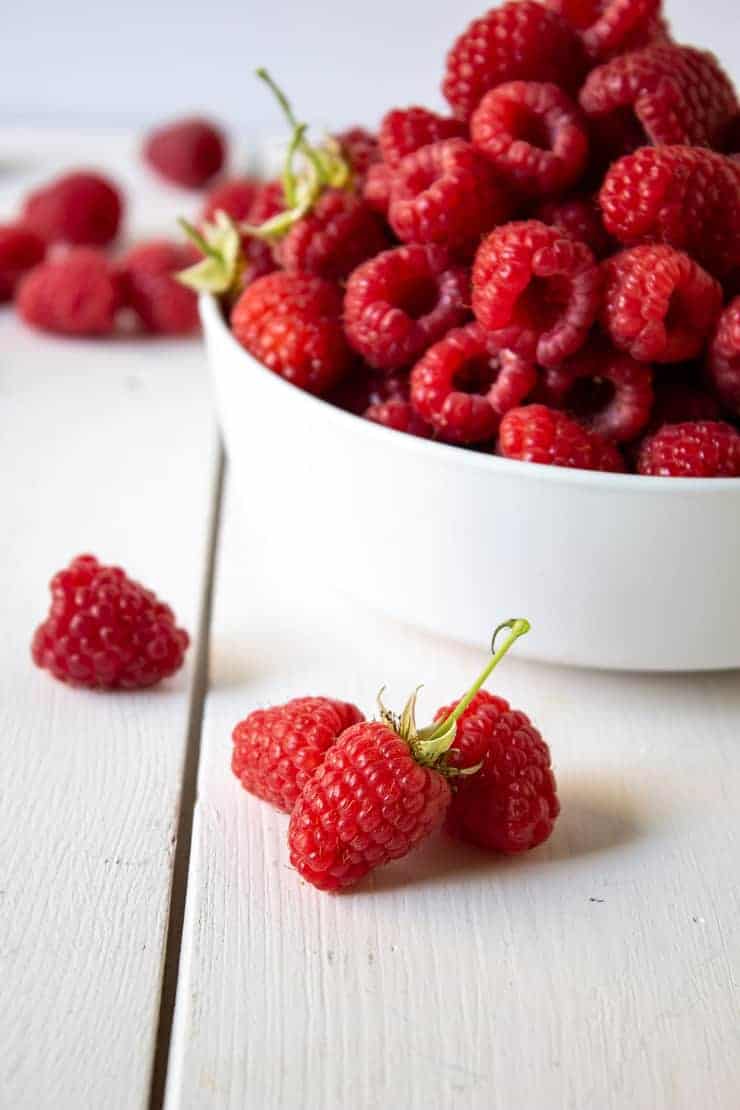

1,0,737,135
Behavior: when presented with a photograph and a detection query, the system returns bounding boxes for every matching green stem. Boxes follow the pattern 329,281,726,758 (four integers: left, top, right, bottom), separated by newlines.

256,68,301,131
178,218,220,260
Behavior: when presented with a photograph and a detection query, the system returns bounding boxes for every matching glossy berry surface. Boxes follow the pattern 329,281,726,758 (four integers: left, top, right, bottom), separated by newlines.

31,554,189,690
543,344,653,442
22,170,123,247
545,0,670,61
379,106,467,167
637,420,740,477
0,224,46,302
18,248,120,336
119,240,199,335
707,297,740,416
276,190,390,281
534,194,614,258
364,399,433,438
144,116,226,188
499,403,625,471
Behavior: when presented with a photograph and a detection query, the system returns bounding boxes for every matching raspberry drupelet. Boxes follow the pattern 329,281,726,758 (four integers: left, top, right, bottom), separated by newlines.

144,116,226,189
637,421,740,477
22,170,123,247
534,194,614,258
443,1,587,121
470,81,589,197
333,127,380,185
543,343,654,442
388,139,512,258
410,323,537,445
0,224,46,302
707,297,740,417
343,244,470,372
231,271,351,394
379,106,467,167
599,146,740,280
363,163,394,216
232,697,365,813
499,404,625,471
600,245,723,364
364,400,433,439
275,190,391,281
119,241,200,335
18,248,121,337
32,554,189,690
472,220,601,369
545,0,670,62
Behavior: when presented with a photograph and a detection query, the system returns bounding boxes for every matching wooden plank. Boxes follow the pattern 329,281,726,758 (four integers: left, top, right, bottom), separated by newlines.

0,141,220,1109
165,484,740,1110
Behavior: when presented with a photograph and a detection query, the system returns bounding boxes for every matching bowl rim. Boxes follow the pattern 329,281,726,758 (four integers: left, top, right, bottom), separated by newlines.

201,293,740,495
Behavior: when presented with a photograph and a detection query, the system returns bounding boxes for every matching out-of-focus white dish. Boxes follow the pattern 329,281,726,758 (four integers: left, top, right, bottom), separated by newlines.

201,294,740,671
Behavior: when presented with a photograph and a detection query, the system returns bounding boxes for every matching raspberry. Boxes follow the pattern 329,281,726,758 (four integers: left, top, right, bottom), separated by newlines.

288,721,451,891
637,420,740,476
534,194,614,258
0,224,46,301
344,244,470,372
388,140,512,258
275,190,390,281
651,381,721,427
410,323,537,444
443,1,587,121
22,170,123,247
232,696,364,813
599,146,740,280
543,343,653,441
333,127,380,184
364,400,433,438
363,162,393,216
241,238,278,289
472,220,601,369
545,0,670,62
601,245,722,363
247,180,285,224
31,554,189,689
202,177,260,223
18,248,120,337
379,106,467,167
707,297,740,416
119,241,199,335
499,403,625,470
231,271,350,394
143,116,226,189
471,81,589,196
580,44,738,150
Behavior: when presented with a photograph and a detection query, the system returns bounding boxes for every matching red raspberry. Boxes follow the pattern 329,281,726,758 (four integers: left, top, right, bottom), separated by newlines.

379,107,467,167
545,0,670,62
707,297,740,416
275,190,390,281
580,44,738,151
543,343,653,441
472,220,601,369
599,146,740,280
288,721,451,891
0,223,46,301
601,245,722,363
31,554,189,690
247,179,285,224
238,181,285,289
22,170,123,247
499,403,625,470
363,163,393,216
344,245,470,372
232,696,364,813
231,272,350,394
143,116,226,189
410,323,537,444
388,140,512,258
637,420,740,476
443,1,587,121
534,194,614,258
119,241,199,335
651,381,721,428
241,238,278,289
18,248,120,337
333,127,380,184
471,81,589,196
326,366,409,415
202,177,260,223
364,399,433,438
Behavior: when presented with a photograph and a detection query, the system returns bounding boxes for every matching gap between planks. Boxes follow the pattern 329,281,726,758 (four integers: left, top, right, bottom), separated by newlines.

148,445,226,1110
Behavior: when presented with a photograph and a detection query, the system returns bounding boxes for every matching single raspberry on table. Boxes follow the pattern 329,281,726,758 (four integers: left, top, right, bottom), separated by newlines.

599,146,740,280
499,403,625,471
379,106,467,167
601,245,722,363
443,1,587,121
32,554,189,690
143,116,226,188
364,400,433,438
410,323,537,445
0,224,46,301
651,381,721,428
707,297,740,416
202,177,260,223
543,343,653,442
637,421,740,476
472,220,601,369
534,194,614,258
18,248,121,337
388,139,512,258
119,241,199,335
471,81,589,196
232,697,364,813
231,271,351,394
344,244,470,372
22,170,123,247
275,190,390,281
363,162,394,216
333,127,380,185
545,0,670,62
580,44,738,151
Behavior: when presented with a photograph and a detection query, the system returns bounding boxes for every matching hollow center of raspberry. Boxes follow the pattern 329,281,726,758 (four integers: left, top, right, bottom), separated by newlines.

395,275,440,319
565,375,615,419
452,355,498,395
664,288,690,334
516,275,570,332
510,105,553,151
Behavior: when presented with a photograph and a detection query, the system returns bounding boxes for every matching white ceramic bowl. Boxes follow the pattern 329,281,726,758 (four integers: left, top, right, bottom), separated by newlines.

201,294,740,671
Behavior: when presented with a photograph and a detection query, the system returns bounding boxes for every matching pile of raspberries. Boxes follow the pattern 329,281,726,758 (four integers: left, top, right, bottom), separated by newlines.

217,1,740,478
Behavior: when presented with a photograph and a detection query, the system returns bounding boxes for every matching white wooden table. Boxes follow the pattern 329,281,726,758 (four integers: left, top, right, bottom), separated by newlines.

1,133,739,1110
